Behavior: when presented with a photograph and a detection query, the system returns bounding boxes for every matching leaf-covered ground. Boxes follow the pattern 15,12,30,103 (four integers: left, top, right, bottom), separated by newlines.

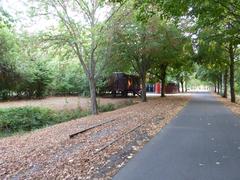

215,94,240,117
0,95,191,179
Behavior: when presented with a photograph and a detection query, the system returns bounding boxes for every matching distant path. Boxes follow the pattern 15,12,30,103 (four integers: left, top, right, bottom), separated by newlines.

114,92,240,180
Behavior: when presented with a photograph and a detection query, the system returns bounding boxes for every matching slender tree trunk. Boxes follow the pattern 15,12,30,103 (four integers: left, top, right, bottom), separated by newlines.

217,79,220,94
180,80,184,93
89,77,98,115
141,75,147,102
160,64,167,97
214,82,217,93
185,81,188,92
89,6,98,114
219,75,222,95
223,69,228,98
177,82,180,93
161,77,165,97
229,43,235,103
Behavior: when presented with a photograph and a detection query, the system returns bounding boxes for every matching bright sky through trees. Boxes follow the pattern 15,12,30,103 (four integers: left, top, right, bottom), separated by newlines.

1,0,110,33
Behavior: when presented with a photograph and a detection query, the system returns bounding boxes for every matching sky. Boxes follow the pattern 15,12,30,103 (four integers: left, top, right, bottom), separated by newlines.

1,0,58,33
1,0,112,33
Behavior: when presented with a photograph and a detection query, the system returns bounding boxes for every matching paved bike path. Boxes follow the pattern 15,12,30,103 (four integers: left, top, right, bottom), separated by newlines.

113,93,240,180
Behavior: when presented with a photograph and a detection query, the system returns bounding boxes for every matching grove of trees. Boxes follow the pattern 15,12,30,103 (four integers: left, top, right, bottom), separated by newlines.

1,0,240,114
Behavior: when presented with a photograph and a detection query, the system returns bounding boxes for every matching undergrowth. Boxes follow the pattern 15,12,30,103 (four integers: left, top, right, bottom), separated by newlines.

0,99,134,137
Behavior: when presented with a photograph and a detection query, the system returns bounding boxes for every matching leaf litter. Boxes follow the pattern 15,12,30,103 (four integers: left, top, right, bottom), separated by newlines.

0,95,191,179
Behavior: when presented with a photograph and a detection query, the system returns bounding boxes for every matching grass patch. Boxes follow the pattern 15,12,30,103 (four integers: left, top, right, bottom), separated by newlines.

0,106,89,137
98,103,116,112
98,99,134,112
0,100,135,138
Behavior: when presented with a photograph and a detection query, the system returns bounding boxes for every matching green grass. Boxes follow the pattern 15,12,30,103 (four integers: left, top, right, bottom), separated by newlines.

0,106,89,137
98,99,134,112
0,100,134,138
98,103,116,112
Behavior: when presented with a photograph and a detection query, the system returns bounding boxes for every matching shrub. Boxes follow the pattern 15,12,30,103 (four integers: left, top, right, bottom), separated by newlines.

98,103,116,112
0,107,55,133
0,106,89,137
0,101,134,137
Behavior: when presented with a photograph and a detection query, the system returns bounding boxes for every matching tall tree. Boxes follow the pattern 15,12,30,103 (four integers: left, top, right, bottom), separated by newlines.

195,29,229,96
127,0,240,102
30,0,122,114
149,19,185,97
110,15,154,102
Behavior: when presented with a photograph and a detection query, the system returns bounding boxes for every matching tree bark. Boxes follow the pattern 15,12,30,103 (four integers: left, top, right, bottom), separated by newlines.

214,82,217,93
219,75,222,95
185,81,188,92
177,82,180,93
217,79,220,94
223,69,228,98
180,80,184,93
229,43,235,103
141,75,147,102
89,77,98,115
160,64,167,97
161,77,165,97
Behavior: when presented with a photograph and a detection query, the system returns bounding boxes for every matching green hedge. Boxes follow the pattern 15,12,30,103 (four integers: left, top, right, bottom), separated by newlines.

0,106,89,137
0,101,133,137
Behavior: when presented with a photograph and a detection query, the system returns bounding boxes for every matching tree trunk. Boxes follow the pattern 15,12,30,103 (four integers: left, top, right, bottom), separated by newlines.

141,76,147,102
177,82,180,93
161,77,165,97
229,43,235,103
223,69,228,98
214,83,217,93
160,64,167,97
89,77,98,115
185,81,188,92
180,80,184,93
219,75,222,95
217,79,220,94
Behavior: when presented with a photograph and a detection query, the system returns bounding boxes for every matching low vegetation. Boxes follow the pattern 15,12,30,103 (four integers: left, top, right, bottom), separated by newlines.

0,107,87,137
0,100,134,137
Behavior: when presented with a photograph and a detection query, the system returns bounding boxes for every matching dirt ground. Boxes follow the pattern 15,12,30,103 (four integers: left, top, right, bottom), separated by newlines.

0,95,191,179
0,96,136,111
215,94,240,117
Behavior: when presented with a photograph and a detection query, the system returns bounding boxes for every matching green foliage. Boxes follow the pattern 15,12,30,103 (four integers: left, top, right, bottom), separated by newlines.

148,18,187,78
1,0,239,102
49,61,90,96
0,7,14,28
0,24,21,99
0,100,134,137
0,107,55,134
0,106,89,137
98,103,116,112
19,60,53,98
98,99,134,112
194,29,229,85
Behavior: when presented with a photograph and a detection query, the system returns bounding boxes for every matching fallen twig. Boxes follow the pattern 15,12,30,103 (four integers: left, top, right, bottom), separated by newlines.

69,118,118,138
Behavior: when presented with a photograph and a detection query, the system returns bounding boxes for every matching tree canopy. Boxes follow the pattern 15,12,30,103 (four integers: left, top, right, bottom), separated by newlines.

1,0,240,113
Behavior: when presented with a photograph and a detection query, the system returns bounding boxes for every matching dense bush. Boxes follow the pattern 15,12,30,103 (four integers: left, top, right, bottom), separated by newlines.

0,24,21,100
0,106,89,136
50,62,90,96
0,101,134,137
0,107,55,132
0,23,53,100
98,103,116,112
0,19,116,100
98,99,134,112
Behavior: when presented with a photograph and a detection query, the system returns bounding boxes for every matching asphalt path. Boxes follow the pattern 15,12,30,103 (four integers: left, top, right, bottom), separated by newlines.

113,92,240,180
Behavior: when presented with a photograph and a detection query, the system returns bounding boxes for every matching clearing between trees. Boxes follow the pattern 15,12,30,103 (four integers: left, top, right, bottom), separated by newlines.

0,96,134,111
